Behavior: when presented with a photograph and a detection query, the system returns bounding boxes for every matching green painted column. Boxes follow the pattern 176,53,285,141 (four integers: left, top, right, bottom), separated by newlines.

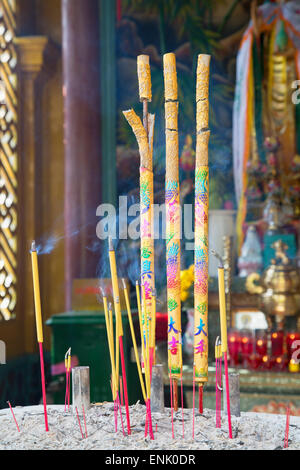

99,0,117,207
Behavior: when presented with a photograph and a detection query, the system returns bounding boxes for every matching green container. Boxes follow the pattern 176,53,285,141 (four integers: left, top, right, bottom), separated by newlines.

46,310,142,405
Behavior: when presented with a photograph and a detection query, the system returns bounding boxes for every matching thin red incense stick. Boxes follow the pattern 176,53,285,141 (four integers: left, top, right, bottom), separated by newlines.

7,401,20,432
149,347,154,383
68,370,71,411
145,406,148,438
75,406,85,439
116,392,126,436
38,342,49,432
64,370,68,412
120,377,124,407
223,352,232,439
218,356,222,427
192,364,195,440
114,399,118,433
82,405,88,438
284,406,290,448
180,369,184,438
119,336,131,435
169,367,174,439
147,399,154,440
215,358,218,427
156,422,158,433
144,398,154,440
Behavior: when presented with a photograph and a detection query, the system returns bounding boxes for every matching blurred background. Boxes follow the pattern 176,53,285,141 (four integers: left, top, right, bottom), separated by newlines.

1,0,300,415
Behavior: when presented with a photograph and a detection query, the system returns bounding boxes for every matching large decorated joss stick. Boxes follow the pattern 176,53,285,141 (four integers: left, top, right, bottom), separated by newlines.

194,54,211,413
122,107,155,367
108,237,131,435
163,53,182,410
30,241,49,432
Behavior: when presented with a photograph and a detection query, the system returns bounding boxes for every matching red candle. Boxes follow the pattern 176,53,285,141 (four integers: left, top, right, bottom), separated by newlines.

228,330,240,366
261,355,272,371
286,332,300,361
256,335,267,357
273,355,287,372
271,331,284,357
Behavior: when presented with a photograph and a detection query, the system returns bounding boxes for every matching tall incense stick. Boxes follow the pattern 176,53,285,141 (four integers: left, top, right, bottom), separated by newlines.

108,238,131,435
31,241,49,432
163,52,182,411
194,54,211,414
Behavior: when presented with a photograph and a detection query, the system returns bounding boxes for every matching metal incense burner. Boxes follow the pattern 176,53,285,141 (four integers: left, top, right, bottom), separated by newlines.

246,240,300,329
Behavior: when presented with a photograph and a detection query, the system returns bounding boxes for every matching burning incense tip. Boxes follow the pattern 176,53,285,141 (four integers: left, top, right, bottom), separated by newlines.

211,249,224,268
108,302,112,311
101,287,106,298
121,278,126,289
31,240,36,253
136,280,139,287
108,236,114,252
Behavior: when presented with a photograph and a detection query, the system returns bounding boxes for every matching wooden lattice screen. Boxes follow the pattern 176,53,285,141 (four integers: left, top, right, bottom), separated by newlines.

0,0,17,321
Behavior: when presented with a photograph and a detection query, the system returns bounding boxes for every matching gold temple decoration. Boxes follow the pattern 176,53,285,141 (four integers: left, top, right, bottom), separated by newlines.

0,0,17,321
246,240,300,329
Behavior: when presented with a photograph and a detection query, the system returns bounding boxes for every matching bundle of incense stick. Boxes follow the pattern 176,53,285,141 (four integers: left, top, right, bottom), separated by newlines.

215,337,222,428
123,55,156,379
122,279,147,404
194,54,211,414
163,52,182,412
212,249,233,439
108,238,131,435
102,291,125,436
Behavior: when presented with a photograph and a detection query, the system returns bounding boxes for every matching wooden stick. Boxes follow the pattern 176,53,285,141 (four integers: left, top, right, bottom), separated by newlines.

199,384,203,414
172,378,179,412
